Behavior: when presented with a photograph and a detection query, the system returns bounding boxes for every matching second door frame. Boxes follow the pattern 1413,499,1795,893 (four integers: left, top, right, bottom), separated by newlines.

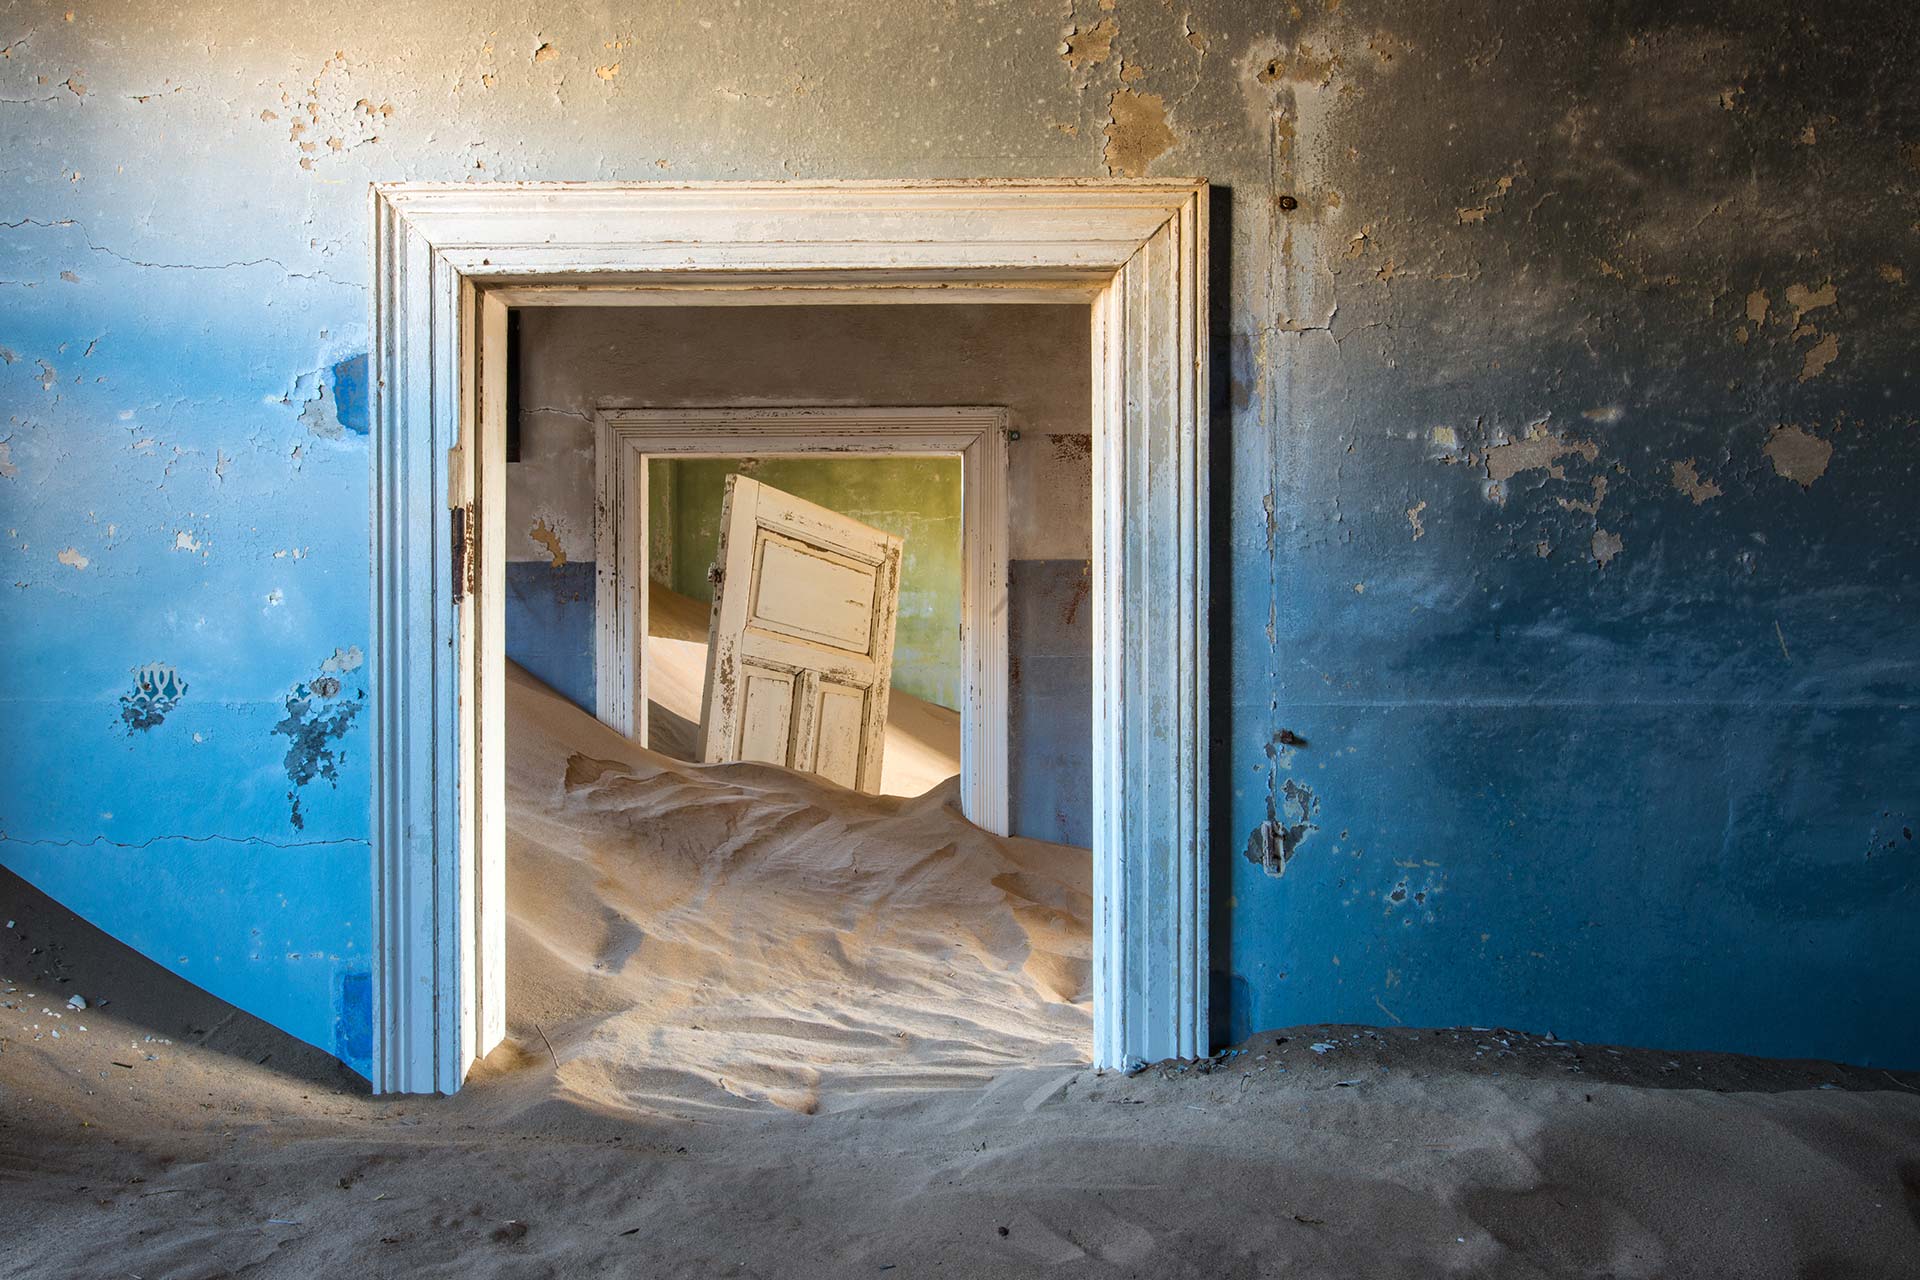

592,405,1011,833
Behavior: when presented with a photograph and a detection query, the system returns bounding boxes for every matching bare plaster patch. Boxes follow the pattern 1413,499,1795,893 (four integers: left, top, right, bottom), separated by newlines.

1061,18,1117,72
1745,290,1769,324
1763,424,1832,488
1799,331,1839,381
528,517,568,567
1103,89,1175,177
1784,280,1836,323
57,546,88,569
1406,500,1426,541
1482,421,1599,500
1670,459,1722,505
1591,528,1623,569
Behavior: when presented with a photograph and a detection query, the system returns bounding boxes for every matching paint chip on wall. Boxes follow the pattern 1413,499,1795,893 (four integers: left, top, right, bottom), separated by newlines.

1103,89,1175,177
1763,424,1832,488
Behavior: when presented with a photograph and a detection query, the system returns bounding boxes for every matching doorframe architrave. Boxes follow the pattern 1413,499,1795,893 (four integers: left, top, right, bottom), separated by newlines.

370,179,1210,1095
592,406,1011,835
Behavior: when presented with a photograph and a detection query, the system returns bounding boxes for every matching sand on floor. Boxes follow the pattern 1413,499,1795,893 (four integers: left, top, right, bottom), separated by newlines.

3,664,1919,1278
642,579,963,800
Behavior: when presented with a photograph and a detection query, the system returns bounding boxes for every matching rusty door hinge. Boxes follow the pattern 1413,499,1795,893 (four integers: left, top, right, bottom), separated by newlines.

452,502,476,603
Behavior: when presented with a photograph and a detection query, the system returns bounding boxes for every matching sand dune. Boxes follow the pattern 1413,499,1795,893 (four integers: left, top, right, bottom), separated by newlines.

499,659,1090,1115
643,581,963,800
8,854,1920,1277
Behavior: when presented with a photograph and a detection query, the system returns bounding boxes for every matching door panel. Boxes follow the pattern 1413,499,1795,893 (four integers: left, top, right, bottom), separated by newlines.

698,476,903,794
749,537,879,653
809,681,868,787
736,666,797,764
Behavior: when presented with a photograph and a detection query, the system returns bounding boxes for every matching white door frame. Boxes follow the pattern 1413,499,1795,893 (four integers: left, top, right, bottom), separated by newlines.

592,406,1011,834
370,180,1210,1095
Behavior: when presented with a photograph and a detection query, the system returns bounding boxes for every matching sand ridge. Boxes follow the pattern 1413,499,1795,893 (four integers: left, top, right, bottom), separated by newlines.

500,659,1090,1115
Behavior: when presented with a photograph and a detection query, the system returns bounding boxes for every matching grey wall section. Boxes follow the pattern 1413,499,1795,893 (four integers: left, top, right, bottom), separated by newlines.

507,304,1095,843
3,1,1916,1074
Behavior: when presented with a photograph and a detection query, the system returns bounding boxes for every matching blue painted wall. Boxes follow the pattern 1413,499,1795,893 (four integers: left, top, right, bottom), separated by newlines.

2,1,1914,1079
504,561,596,714
1009,559,1094,848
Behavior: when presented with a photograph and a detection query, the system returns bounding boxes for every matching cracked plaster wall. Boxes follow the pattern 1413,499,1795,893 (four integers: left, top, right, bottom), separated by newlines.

1,0,1915,1076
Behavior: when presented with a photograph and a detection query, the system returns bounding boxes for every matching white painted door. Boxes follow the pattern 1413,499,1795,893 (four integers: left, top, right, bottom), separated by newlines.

697,475,904,794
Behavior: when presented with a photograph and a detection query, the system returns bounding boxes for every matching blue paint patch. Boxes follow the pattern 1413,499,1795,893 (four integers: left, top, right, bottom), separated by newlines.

330,353,369,436
505,560,596,712
334,969,372,1076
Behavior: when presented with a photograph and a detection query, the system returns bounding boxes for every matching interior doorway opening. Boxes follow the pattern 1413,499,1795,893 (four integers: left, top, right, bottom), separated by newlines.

492,302,1100,1110
638,452,966,800
370,181,1211,1097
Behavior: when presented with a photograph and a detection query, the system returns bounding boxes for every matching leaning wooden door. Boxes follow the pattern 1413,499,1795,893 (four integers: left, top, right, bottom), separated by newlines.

697,475,903,794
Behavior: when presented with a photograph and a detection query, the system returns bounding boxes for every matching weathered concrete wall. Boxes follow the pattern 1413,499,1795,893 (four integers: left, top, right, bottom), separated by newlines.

1,0,1914,1073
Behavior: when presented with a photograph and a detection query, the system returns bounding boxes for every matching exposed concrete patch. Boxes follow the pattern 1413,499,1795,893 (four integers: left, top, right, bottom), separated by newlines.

1591,528,1624,569
1763,424,1832,488
1670,459,1722,505
0,440,15,479
1103,89,1175,177
1406,500,1426,541
120,662,186,733
1745,290,1770,324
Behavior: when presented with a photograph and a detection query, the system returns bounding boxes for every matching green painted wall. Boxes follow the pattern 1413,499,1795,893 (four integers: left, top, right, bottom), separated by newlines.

649,456,963,709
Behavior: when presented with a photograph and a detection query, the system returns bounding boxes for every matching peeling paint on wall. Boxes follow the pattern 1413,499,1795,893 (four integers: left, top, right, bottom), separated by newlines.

1763,424,1832,488
1670,459,1722,505
119,663,186,733
1590,528,1624,569
1103,89,1174,177
270,663,367,831
1482,421,1599,498
527,517,567,568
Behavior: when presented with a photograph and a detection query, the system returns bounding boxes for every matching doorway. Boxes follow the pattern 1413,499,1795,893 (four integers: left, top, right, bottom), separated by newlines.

368,181,1211,1094
591,406,1011,833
